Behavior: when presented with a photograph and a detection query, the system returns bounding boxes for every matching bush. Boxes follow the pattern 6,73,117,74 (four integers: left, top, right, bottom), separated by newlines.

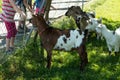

51,16,77,29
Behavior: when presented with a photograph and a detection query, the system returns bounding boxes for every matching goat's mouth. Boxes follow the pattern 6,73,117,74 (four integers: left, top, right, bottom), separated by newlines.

96,31,101,35
29,18,37,27
32,23,36,27
28,19,32,23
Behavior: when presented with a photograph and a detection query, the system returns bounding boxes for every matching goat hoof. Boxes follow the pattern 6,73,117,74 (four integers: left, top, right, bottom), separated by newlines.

46,65,51,69
115,52,119,56
80,67,84,71
80,65,85,71
109,51,112,56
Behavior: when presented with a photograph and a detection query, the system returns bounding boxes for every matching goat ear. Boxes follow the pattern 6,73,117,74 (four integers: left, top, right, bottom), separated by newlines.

32,14,37,17
65,11,68,16
98,24,103,29
97,17,102,23
32,14,35,17
36,14,40,17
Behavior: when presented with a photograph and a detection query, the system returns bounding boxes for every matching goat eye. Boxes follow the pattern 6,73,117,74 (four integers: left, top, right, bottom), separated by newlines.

90,22,93,25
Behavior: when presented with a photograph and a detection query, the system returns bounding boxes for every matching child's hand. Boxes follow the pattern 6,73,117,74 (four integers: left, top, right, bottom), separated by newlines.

21,11,26,20
30,9,34,15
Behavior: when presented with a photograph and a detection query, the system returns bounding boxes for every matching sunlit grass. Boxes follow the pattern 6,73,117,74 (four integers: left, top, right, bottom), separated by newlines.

85,0,120,22
95,0,120,22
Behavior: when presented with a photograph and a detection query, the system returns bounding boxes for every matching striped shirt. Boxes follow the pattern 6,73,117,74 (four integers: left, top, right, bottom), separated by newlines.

0,0,16,22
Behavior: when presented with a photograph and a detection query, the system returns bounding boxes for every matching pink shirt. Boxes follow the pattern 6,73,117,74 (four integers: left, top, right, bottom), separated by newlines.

0,0,16,22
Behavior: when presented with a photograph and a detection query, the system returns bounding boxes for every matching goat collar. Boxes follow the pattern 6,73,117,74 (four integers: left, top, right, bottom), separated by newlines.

38,27,48,35
39,28,47,35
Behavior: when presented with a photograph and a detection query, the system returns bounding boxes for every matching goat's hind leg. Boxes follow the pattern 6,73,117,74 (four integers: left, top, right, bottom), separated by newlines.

114,46,119,56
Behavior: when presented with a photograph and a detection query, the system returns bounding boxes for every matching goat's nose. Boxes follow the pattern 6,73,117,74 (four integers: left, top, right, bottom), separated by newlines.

95,28,98,32
29,19,32,23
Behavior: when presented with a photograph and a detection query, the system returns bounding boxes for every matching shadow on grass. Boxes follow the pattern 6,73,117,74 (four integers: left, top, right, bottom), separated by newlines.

1,56,120,80
102,18,120,30
1,46,119,80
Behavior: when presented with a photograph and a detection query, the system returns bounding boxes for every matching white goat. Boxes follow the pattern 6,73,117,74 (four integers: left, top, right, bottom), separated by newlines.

86,18,102,39
95,24,120,55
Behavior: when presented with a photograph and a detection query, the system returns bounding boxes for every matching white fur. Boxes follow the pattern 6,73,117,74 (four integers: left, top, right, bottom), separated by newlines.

96,24,120,53
54,30,84,51
86,18,99,31
86,18,102,39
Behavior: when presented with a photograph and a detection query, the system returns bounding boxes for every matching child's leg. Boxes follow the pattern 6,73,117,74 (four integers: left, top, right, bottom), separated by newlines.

10,22,17,48
4,21,17,51
5,21,11,51
10,37,15,48
6,38,10,51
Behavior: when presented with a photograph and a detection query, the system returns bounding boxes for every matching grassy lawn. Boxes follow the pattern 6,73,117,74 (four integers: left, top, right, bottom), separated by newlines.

85,0,120,29
0,0,120,80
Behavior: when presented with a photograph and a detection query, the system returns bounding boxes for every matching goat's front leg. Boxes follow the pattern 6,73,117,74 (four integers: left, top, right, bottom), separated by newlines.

97,33,103,40
97,33,100,40
78,46,88,71
107,44,112,55
114,45,119,56
46,50,52,69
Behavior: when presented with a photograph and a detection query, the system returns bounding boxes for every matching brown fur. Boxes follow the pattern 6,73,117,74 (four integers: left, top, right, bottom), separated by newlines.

32,14,88,71
65,6,83,20
65,6,90,32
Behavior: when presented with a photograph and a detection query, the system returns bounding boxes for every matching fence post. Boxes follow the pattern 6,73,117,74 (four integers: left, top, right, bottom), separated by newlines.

82,0,84,10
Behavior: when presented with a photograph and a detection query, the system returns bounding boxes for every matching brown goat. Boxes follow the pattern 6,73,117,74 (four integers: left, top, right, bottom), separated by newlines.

65,6,84,20
32,14,89,70
65,6,95,31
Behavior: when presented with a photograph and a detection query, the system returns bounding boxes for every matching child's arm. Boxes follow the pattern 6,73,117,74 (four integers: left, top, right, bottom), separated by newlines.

9,0,26,19
23,0,34,13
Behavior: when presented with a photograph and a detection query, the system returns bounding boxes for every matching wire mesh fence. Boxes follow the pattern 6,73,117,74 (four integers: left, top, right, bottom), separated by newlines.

0,0,90,64
0,12,33,62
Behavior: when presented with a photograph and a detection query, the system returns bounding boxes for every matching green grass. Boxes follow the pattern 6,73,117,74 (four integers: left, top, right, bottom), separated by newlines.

0,0,120,80
95,0,120,21
0,37,120,80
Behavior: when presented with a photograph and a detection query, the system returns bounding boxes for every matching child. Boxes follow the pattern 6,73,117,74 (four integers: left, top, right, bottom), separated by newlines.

16,0,33,33
34,0,46,14
23,0,33,13
0,0,26,54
